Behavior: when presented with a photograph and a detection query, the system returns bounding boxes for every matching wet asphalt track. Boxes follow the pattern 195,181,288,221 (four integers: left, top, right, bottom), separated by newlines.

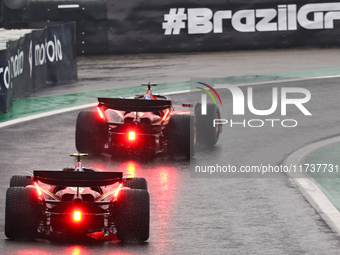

1,50,340,254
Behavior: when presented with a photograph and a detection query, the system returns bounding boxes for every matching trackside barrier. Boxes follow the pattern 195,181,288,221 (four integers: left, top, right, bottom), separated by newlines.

0,22,77,113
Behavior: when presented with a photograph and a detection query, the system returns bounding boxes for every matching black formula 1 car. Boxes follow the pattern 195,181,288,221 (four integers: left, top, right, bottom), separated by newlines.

75,83,222,158
5,154,150,242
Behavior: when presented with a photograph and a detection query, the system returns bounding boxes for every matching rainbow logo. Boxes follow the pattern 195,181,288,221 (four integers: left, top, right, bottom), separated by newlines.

196,82,222,115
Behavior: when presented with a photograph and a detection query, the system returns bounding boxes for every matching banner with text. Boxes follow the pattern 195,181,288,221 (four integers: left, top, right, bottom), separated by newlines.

1,0,340,54
0,22,76,112
107,0,340,54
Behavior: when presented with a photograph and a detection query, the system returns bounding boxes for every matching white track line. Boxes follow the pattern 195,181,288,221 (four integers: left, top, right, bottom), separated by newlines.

283,136,340,236
222,74,340,87
0,103,97,129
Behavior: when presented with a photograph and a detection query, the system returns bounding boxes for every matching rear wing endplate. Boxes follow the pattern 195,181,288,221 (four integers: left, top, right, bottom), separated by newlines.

98,98,171,112
34,171,122,187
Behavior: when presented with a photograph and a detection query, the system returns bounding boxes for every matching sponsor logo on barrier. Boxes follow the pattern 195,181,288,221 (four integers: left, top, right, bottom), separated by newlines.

163,3,340,34
29,36,63,78
0,49,24,89
0,62,11,90
0,34,63,87
196,83,311,128
10,50,24,80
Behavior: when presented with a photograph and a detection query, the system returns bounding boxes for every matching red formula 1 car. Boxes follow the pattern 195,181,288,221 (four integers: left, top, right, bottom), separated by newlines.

75,83,222,158
5,154,150,242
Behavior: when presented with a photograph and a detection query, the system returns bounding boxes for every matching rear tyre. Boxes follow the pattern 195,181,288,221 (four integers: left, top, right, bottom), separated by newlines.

10,175,34,187
115,189,150,242
168,114,196,158
75,110,107,155
195,103,221,146
123,178,148,190
5,187,39,239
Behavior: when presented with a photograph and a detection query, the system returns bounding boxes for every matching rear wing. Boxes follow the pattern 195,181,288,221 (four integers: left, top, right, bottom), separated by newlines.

98,98,171,112
34,171,122,187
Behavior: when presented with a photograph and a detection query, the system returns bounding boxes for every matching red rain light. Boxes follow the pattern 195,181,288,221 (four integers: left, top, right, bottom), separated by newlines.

73,210,82,222
96,106,104,119
128,131,136,141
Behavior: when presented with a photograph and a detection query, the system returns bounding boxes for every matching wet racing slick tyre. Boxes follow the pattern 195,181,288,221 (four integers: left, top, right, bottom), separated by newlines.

5,187,39,239
123,177,148,190
195,103,221,146
114,189,150,242
10,175,34,187
168,114,197,158
76,110,107,155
